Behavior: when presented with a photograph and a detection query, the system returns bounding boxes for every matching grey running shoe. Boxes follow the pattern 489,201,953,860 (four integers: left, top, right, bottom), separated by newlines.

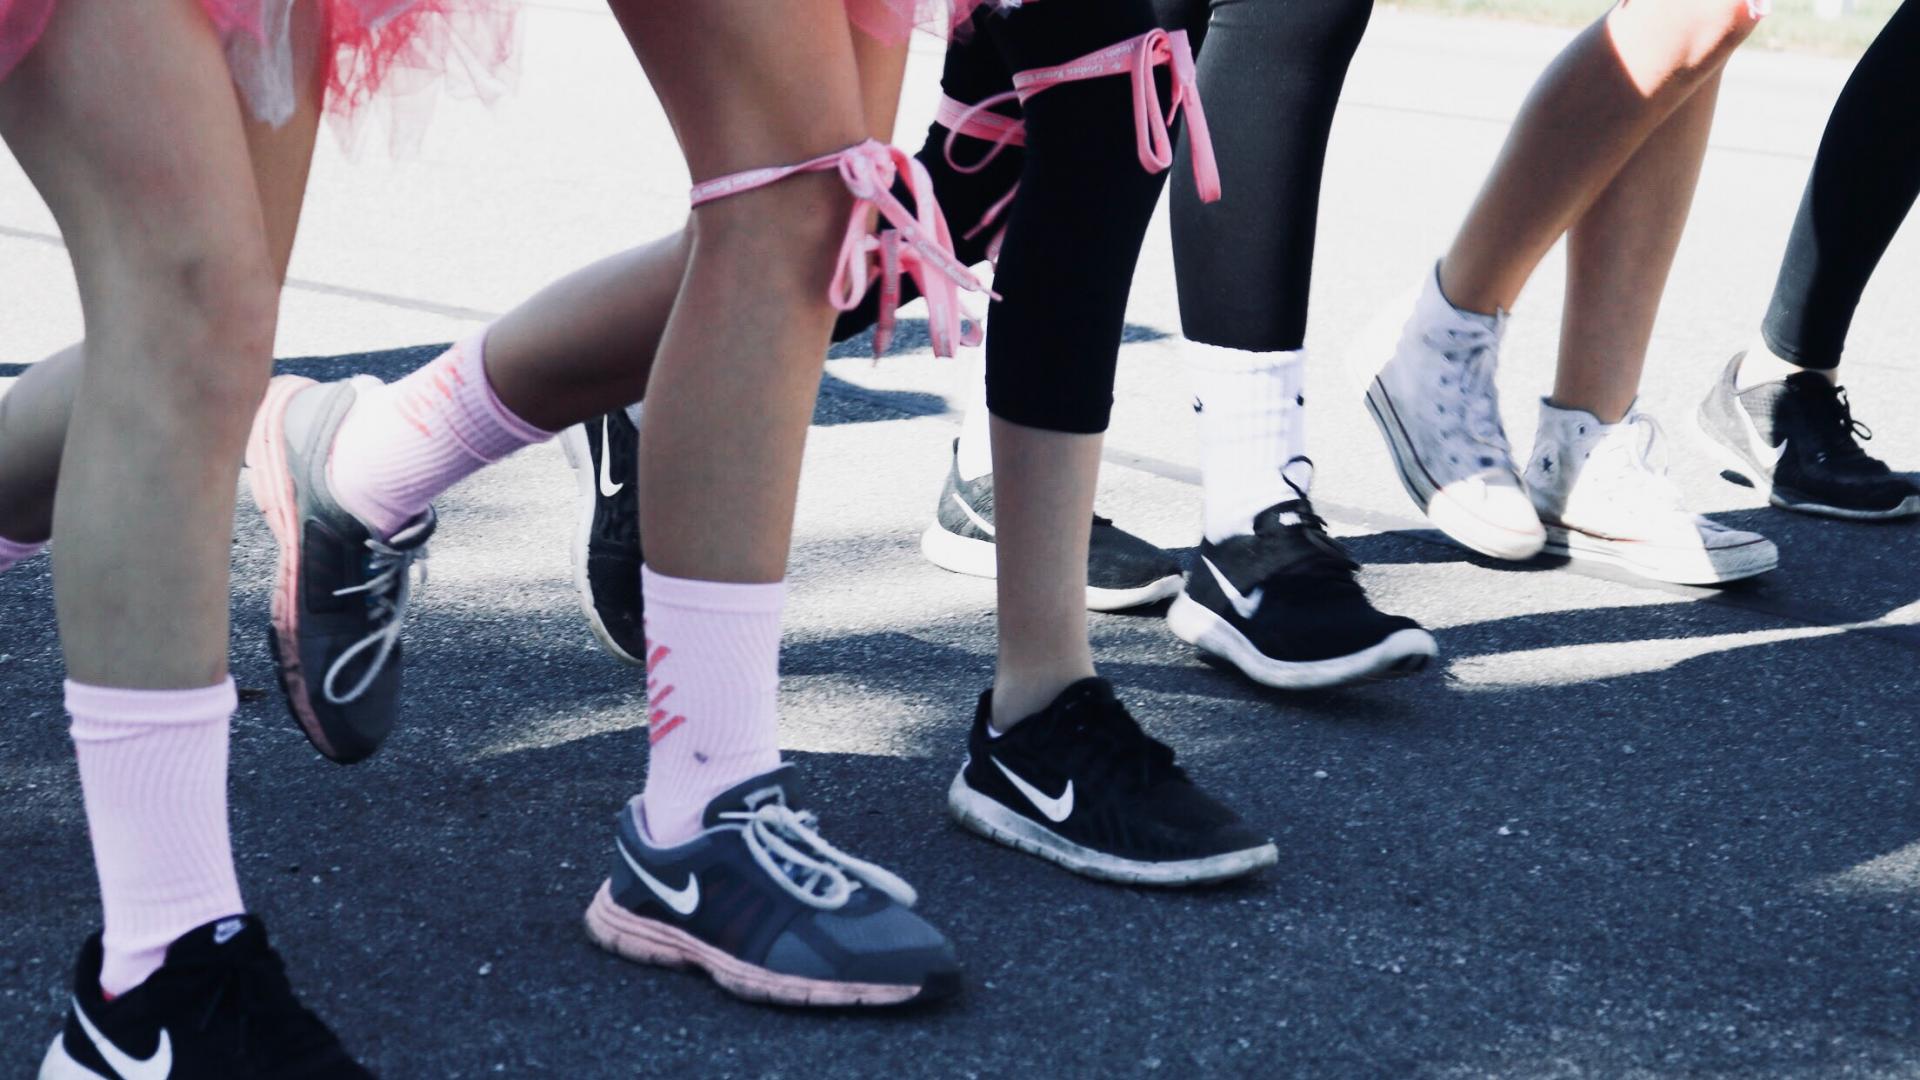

247,375,432,764
918,440,1183,611
585,766,961,1007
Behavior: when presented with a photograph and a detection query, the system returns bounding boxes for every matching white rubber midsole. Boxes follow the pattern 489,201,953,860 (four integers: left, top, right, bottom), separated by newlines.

1166,594,1437,689
1542,523,1777,585
947,770,1276,886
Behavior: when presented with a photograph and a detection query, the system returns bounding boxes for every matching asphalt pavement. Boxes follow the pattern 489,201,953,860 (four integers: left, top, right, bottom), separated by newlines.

5,6,1920,1078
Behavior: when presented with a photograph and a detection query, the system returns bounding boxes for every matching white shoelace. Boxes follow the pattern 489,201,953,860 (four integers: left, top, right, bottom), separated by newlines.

1592,413,1714,526
1427,326,1514,459
723,802,918,911
321,533,429,705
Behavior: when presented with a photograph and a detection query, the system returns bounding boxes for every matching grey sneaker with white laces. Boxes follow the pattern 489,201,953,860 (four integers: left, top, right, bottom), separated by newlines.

1358,264,1546,561
1525,398,1777,585
585,766,961,1007
247,375,433,764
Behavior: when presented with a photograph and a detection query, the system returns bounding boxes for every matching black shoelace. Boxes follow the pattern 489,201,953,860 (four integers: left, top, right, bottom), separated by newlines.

1038,691,1187,794
1799,382,1881,469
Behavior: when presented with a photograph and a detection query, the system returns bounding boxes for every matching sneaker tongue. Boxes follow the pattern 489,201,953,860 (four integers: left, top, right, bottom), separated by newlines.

701,764,803,828
164,914,269,966
1252,501,1313,536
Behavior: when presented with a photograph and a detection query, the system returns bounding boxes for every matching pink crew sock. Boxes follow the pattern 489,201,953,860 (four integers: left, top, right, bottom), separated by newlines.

67,678,246,996
0,533,46,573
327,330,554,540
639,566,785,847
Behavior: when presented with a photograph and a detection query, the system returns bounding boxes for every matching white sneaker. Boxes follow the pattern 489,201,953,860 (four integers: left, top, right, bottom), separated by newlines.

1525,399,1778,585
1359,265,1545,560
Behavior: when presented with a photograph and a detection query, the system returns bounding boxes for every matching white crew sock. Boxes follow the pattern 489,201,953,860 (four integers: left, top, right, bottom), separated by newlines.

1740,337,1834,390
1188,342,1307,542
953,353,994,482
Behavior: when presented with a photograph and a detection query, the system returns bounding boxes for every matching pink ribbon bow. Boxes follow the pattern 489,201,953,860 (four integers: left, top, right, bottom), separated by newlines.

690,139,993,358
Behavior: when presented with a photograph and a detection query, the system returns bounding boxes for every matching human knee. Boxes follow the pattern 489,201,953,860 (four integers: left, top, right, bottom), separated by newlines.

1612,0,1759,79
87,247,280,423
689,170,858,300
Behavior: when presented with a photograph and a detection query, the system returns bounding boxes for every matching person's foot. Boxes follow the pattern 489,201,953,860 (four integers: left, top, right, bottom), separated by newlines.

947,678,1278,885
584,766,960,1007
918,440,1183,611
40,915,374,1079
248,375,433,764
1697,352,1920,521
1358,271,1545,560
559,410,646,665
1527,399,1776,585
1168,460,1436,688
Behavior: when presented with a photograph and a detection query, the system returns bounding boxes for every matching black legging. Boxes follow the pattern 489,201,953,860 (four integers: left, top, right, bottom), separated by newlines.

1761,0,1920,371
832,0,1373,428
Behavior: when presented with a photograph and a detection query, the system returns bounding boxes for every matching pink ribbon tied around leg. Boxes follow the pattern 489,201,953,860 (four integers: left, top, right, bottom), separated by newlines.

689,139,994,359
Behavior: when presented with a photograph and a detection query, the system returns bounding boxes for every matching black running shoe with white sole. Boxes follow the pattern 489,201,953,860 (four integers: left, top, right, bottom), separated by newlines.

585,766,960,1007
1167,466,1436,689
918,440,1183,611
249,376,433,764
559,410,645,665
948,678,1277,886
40,916,373,1079
1698,352,1920,521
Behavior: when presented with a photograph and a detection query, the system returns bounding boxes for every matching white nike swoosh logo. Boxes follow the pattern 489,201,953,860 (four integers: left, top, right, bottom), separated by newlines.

597,416,625,498
616,839,699,916
991,757,1073,823
1202,556,1264,620
949,492,995,538
73,995,172,1080
1737,409,1789,474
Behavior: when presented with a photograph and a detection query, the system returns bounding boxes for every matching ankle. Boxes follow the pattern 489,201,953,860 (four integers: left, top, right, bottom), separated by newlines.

1740,340,1835,389
990,668,1096,732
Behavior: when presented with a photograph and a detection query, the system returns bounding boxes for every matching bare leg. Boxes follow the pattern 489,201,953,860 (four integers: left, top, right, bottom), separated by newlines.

483,23,908,433
1439,0,1757,315
1553,70,1722,423
0,2,324,550
988,421,1099,725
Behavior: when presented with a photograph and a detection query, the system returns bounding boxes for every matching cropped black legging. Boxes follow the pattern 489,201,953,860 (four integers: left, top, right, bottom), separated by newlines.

831,0,1373,431
1762,0,1920,371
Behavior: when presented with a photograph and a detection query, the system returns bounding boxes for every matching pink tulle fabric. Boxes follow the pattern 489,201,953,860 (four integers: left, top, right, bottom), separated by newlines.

0,0,512,131
844,0,1017,44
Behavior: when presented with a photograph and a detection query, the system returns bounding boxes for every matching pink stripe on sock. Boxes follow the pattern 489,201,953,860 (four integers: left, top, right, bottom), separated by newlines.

0,533,45,573
639,566,785,846
326,330,554,539
67,678,245,996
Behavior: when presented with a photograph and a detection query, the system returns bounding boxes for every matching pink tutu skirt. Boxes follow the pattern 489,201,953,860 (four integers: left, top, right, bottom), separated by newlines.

0,0,512,129
844,0,1021,44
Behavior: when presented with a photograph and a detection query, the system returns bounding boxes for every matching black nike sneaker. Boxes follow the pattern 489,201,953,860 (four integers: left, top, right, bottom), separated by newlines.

1698,352,1920,520
248,376,433,764
947,678,1277,885
918,440,1184,611
559,410,645,665
1166,461,1436,689
40,915,374,1079
585,766,960,1007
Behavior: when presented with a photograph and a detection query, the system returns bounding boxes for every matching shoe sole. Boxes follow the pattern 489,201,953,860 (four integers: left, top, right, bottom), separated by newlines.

38,1038,102,1080
947,770,1278,887
246,375,340,761
919,523,1184,612
1165,594,1437,689
558,425,645,666
1541,522,1778,585
1363,377,1545,561
583,881,948,1007
1693,408,1920,522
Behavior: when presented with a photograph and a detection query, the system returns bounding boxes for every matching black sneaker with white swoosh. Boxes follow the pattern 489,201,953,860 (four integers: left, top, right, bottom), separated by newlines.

559,409,647,665
1167,461,1436,689
584,766,960,1007
947,678,1277,886
40,915,373,1079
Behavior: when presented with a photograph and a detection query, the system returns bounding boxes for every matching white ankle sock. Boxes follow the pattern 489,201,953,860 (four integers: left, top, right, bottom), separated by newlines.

624,401,644,429
1739,338,1833,390
953,354,993,482
638,567,785,847
1188,342,1307,542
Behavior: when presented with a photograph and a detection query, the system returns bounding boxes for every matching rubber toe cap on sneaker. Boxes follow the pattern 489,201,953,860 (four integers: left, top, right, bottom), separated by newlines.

1431,475,1546,560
